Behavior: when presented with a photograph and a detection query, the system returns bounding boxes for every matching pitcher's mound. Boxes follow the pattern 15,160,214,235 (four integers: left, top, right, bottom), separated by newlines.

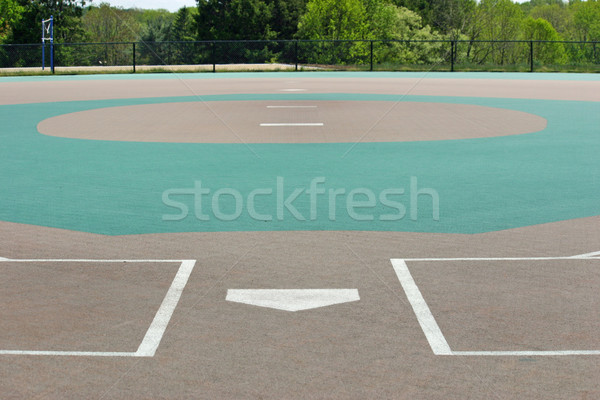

38,101,547,143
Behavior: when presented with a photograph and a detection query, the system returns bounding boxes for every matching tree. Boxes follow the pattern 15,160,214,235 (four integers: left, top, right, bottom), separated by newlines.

80,3,141,66
0,0,24,43
171,7,197,64
523,16,567,64
530,3,573,38
468,0,525,65
82,3,141,43
430,0,476,39
137,9,174,42
390,0,434,27
172,7,196,41
10,0,88,44
196,0,275,40
267,0,307,39
372,4,445,64
297,0,444,66
297,0,368,40
571,0,600,41
519,0,566,15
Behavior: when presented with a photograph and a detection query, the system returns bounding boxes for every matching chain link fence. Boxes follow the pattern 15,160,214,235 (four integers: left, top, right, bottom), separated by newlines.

1,39,599,73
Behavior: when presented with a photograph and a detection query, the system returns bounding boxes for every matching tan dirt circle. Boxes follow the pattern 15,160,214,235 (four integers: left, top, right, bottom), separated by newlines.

37,100,547,143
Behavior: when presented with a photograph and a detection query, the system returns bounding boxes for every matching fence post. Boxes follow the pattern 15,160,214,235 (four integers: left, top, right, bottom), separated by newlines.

51,44,55,74
295,40,298,71
529,40,534,72
451,40,455,72
132,42,136,73
212,41,216,73
370,41,374,71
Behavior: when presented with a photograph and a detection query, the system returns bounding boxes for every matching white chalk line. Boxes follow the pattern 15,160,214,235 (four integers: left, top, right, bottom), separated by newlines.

452,350,600,356
393,256,600,356
267,105,317,109
571,250,600,259
260,123,324,127
399,255,600,262
280,89,307,92
0,350,141,357
136,260,196,357
0,259,196,358
0,259,186,263
391,259,452,355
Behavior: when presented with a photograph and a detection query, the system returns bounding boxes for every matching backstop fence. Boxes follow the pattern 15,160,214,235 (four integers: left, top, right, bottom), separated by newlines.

1,39,599,73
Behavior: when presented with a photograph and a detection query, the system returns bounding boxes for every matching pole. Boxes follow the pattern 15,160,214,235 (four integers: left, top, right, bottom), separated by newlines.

42,18,45,70
212,41,216,73
529,40,534,72
133,42,136,73
451,41,456,72
50,16,54,74
295,40,298,71
370,41,374,71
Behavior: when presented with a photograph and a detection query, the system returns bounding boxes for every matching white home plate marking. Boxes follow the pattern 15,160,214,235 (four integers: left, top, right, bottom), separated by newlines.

260,123,324,127
226,289,360,312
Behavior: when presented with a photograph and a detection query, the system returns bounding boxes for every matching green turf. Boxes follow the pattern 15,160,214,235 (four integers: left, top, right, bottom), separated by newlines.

0,93,598,235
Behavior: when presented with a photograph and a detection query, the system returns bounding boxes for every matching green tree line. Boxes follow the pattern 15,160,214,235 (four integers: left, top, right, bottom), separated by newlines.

1,0,599,68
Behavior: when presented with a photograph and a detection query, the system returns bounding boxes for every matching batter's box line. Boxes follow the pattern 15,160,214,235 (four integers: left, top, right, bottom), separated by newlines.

0,258,196,357
391,253,600,356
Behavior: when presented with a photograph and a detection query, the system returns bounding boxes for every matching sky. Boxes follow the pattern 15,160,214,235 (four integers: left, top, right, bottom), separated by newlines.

95,0,528,12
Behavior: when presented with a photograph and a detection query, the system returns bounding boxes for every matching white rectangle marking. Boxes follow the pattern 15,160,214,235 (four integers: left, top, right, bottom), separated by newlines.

260,123,323,127
391,259,452,355
390,256,600,357
0,259,196,358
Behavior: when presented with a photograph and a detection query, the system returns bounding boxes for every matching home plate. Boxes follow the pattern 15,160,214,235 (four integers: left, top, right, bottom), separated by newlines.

226,289,360,312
